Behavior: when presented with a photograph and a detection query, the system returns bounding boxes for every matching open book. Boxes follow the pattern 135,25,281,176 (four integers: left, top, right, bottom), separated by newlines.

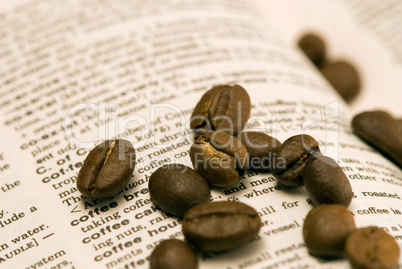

0,0,401,268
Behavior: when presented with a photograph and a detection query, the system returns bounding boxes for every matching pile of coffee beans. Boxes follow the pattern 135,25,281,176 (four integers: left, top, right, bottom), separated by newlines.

145,85,262,267
75,85,400,268
298,33,361,103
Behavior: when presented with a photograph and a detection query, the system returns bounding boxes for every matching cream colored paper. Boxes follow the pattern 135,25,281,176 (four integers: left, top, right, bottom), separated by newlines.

0,0,401,268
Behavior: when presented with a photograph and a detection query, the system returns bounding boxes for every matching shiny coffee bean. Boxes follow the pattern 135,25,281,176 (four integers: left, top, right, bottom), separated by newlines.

182,201,261,252
298,33,326,66
321,60,360,102
236,131,281,171
190,130,248,187
345,226,400,269
303,204,356,257
149,164,210,217
150,239,198,269
77,139,135,199
272,134,320,187
352,110,402,168
303,156,353,207
190,84,251,136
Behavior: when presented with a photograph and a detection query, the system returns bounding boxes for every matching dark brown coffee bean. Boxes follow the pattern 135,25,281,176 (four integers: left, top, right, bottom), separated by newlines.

345,226,400,269
150,239,198,269
298,33,326,66
352,110,402,168
303,204,356,257
190,84,251,136
182,201,261,252
321,60,360,102
77,139,135,199
236,131,281,171
190,130,248,187
303,156,353,207
149,164,210,217
272,134,320,187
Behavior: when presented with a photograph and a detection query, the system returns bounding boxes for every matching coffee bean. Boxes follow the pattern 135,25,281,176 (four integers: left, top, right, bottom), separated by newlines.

77,139,135,199
236,131,281,171
149,164,210,217
190,130,248,187
303,204,356,257
150,239,198,269
345,226,400,269
182,201,261,252
303,156,353,207
190,84,251,136
272,134,320,187
320,60,360,102
352,110,402,168
298,33,326,67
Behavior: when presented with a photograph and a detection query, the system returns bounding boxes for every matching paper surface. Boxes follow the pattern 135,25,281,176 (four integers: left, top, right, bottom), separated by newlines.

0,0,401,268
256,0,402,116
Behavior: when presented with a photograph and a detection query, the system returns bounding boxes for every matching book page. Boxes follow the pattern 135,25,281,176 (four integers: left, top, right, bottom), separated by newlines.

255,0,402,116
0,0,401,268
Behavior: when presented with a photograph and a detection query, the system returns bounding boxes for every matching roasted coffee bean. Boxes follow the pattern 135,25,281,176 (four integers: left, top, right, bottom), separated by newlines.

303,156,353,207
190,130,248,187
182,201,261,252
77,139,135,199
149,164,210,217
236,131,281,171
150,239,198,269
321,60,360,102
352,110,402,168
298,33,326,66
345,226,400,269
303,204,356,257
272,134,320,187
190,84,251,136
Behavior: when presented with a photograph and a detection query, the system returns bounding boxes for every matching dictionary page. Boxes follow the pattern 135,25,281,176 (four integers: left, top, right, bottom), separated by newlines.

0,0,401,268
